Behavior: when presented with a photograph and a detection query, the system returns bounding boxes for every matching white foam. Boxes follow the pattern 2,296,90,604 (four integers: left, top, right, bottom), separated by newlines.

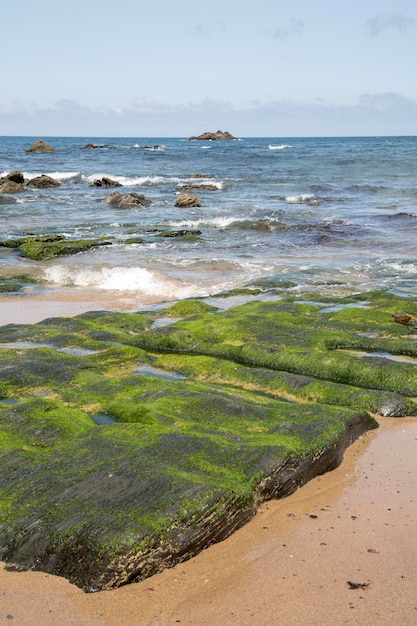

83,174,180,186
269,144,293,150
42,265,206,299
285,194,318,205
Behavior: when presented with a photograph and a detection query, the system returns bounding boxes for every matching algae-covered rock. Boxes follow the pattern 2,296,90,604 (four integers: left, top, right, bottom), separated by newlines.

0,235,111,260
0,290,416,591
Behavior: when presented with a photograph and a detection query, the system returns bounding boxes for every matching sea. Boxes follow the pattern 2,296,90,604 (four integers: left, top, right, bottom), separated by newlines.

1,135,417,315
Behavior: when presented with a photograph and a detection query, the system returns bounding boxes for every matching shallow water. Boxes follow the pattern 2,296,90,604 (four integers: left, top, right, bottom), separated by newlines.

1,135,417,311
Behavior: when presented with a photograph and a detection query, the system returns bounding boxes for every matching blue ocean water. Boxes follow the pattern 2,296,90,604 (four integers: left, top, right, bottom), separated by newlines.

1,135,417,310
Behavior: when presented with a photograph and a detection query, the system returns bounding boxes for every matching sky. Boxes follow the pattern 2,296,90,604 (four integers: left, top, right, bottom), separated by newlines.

1,0,417,137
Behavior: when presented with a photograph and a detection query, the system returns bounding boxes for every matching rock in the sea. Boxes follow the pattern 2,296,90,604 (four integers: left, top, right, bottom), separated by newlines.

91,177,121,188
105,192,152,208
26,175,61,189
25,140,55,153
0,195,17,204
188,130,238,141
0,181,24,193
176,183,219,191
175,193,201,207
3,171,25,184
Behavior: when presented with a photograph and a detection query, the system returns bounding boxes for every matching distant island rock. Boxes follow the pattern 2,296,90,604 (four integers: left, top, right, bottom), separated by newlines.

25,140,56,153
188,130,238,141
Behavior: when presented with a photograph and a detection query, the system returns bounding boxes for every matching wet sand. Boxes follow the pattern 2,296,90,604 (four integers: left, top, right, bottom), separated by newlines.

1,416,416,625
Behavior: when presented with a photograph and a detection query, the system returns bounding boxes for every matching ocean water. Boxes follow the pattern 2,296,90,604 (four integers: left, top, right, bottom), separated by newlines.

1,135,417,310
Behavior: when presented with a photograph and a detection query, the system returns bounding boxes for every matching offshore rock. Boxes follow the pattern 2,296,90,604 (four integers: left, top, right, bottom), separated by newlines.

175,193,201,207
176,183,219,191
0,171,25,184
26,175,61,189
188,130,238,141
91,177,121,188
105,192,152,208
376,396,407,417
0,181,24,193
25,140,55,153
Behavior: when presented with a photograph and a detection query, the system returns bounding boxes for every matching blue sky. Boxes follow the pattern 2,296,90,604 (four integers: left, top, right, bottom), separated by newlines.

1,0,416,136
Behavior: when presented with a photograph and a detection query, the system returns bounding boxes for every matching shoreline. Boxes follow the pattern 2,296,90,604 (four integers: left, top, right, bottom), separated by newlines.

1,416,416,625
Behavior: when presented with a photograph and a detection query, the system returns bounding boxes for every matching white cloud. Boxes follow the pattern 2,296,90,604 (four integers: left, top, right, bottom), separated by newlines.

1,93,417,137
366,12,415,36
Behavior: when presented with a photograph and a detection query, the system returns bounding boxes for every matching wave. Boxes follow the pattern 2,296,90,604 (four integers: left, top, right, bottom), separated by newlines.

284,194,319,205
269,144,293,150
83,174,181,186
43,265,207,298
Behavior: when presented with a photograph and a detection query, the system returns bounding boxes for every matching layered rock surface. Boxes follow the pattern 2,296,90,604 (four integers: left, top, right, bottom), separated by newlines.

0,291,416,591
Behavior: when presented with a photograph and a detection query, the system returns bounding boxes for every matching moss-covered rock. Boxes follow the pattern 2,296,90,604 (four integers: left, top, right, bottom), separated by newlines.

0,290,416,591
0,235,112,260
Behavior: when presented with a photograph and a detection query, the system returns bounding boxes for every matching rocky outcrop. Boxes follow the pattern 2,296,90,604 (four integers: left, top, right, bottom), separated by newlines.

188,130,238,141
26,175,61,189
0,181,24,193
105,192,152,208
91,177,121,188
1,290,416,591
25,140,55,153
0,171,25,184
175,193,201,207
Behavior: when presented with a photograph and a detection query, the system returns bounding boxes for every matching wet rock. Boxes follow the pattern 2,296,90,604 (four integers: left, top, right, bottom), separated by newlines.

91,177,121,188
156,229,202,238
0,181,24,193
25,140,55,153
1,171,25,184
175,193,201,208
26,175,61,189
105,192,152,208
0,195,17,204
376,396,407,417
176,183,219,191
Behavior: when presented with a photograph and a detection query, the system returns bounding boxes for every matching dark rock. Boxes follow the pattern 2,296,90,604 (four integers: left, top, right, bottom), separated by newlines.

156,230,202,238
25,140,55,153
26,175,61,189
91,177,121,188
82,143,103,149
177,184,219,191
5,171,25,184
376,396,407,417
105,192,152,208
175,194,201,208
188,130,238,141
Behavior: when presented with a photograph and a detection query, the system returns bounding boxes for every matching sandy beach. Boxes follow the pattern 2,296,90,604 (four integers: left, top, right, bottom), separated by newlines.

1,413,416,625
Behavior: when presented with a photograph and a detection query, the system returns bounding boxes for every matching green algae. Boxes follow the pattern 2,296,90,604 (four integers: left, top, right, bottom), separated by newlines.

0,235,112,260
0,289,416,590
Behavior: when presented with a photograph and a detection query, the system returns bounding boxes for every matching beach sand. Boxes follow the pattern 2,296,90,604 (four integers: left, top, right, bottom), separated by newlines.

1,416,416,625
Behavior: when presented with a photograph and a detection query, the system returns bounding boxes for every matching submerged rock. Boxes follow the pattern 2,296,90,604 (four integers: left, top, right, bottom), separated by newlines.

25,140,55,153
